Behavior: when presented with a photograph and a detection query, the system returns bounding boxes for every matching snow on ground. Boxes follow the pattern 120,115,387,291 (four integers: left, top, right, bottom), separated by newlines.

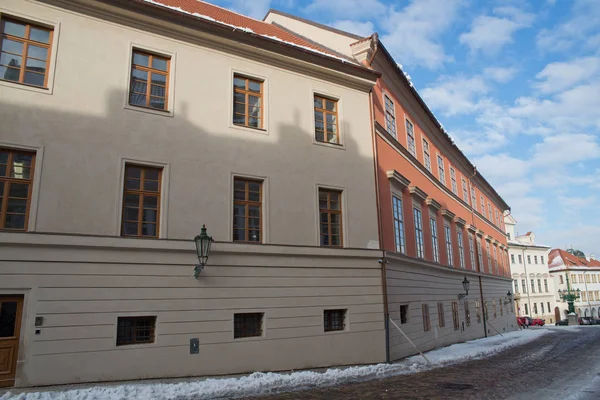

0,329,551,400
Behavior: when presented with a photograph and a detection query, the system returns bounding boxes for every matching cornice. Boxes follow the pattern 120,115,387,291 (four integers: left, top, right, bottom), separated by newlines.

409,185,428,202
454,217,467,226
387,170,410,189
441,209,456,220
425,197,442,211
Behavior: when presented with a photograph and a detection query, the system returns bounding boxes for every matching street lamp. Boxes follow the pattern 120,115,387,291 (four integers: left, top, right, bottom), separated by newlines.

193,225,213,278
458,277,470,299
558,273,581,314
504,291,512,305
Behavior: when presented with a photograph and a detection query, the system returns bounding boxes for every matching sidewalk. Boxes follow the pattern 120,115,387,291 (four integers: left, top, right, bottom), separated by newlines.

1,329,551,400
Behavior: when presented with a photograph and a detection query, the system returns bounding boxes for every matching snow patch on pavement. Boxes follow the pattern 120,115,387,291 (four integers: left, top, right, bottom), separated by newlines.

0,329,551,400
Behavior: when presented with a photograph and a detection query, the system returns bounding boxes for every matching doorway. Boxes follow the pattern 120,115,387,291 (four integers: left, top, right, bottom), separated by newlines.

554,306,560,322
0,295,23,388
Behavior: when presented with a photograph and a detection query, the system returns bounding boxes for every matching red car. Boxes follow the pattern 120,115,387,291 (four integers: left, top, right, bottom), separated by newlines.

531,318,545,326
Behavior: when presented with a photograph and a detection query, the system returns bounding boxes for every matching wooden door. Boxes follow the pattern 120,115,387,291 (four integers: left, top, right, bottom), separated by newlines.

0,296,23,388
554,307,561,323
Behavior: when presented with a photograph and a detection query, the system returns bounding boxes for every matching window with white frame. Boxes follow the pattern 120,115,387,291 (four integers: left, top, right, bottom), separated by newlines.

384,95,396,138
392,195,405,254
444,223,453,266
430,217,439,262
511,254,515,263
471,187,477,208
437,155,446,185
480,196,485,215
406,119,416,156
495,209,499,226
541,255,545,264
457,230,465,268
462,178,469,203
450,167,457,195
488,202,492,221
486,242,492,270
544,279,548,292
493,245,498,274
468,232,476,270
414,207,424,258
423,138,431,172
477,238,484,270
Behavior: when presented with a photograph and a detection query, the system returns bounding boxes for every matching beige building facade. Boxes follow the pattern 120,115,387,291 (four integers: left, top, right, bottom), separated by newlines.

0,0,386,388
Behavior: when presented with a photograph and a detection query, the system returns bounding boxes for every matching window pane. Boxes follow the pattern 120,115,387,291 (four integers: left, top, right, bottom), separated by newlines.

233,77,245,89
124,194,139,207
25,57,45,74
142,209,157,223
143,196,158,208
248,117,260,128
326,113,336,124
145,169,159,180
126,166,142,178
326,123,337,133
234,190,245,201
123,207,139,221
9,153,30,169
315,130,324,142
132,69,148,83
152,57,168,71
331,224,340,235
122,221,138,235
151,73,166,85
325,100,336,111
314,97,323,109
0,66,19,81
131,80,147,94
234,103,245,115
0,151,7,164
3,21,26,37
27,45,47,60
249,218,260,228
248,95,260,108
4,214,25,229
248,106,260,118
233,229,245,241
129,93,147,106
315,120,324,131
248,81,261,93
150,85,165,97
331,235,341,246
0,52,21,68
234,92,245,103
314,111,324,122
0,301,18,337
143,180,159,192
29,27,50,44
248,207,260,218
125,178,140,190
233,204,245,216
142,223,156,236
249,230,260,241
7,198,27,213
0,165,5,176
11,166,30,179
133,52,149,67
9,183,28,198
331,213,340,224
149,97,165,110
0,39,23,54
234,216,246,229
327,132,337,143
24,71,44,87
248,182,260,192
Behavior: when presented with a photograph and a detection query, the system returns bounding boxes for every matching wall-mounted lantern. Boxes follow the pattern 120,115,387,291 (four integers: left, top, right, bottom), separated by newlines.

458,277,470,299
193,225,213,278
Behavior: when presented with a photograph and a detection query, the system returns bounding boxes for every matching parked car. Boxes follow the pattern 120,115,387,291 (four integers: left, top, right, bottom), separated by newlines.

531,318,545,326
580,317,599,325
578,317,591,325
555,319,569,326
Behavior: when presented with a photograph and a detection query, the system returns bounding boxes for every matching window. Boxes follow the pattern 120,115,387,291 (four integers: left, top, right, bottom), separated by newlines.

233,75,264,128
423,138,431,171
406,119,416,156
437,302,445,327
392,196,405,253
544,279,548,292
518,254,522,263
533,303,538,314
488,202,492,221
571,274,577,283
511,254,515,264
477,238,484,271
492,300,497,318
233,178,262,242
0,148,35,230
414,208,424,258
234,312,264,338
524,303,528,315
430,217,439,262
559,275,564,284
593,275,598,284
400,305,408,324
586,274,591,283
121,164,161,237
541,256,545,264
480,196,485,215
493,245,498,274
444,224,453,266
579,274,583,283
0,18,53,87
129,50,170,111
464,301,471,326
422,304,430,331
531,279,535,293
495,209,499,226
450,167,457,194
537,279,542,293
534,255,538,264
116,316,156,346
319,189,343,247
471,187,477,208
475,301,481,323
452,302,459,330
468,232,476,270
457,230,465,268
541,302,545,314
324,309,346,332
547,302,551,312
527,255,531,264
514,279,519,293
462,178,469,203
384,95,396,138
582,292,587,302
522,279,526,293
486,242,491,270
437,155,446,185
484,301,489,321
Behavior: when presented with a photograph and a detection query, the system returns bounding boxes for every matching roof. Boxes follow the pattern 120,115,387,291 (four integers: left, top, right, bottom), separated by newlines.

137,0,358,64
549,249,600,270
263,9,364,41
507,239,550,249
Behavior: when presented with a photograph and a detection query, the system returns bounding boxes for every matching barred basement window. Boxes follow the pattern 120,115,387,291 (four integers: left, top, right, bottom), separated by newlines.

116,316,156,346
324,309,347,332
400,304,408,324
234,312,263,338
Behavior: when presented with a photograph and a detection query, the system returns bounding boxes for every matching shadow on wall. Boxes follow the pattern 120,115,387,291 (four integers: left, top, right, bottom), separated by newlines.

0,88,377,245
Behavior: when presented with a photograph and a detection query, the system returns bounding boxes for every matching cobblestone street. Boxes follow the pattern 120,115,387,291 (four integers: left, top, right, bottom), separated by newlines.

243,327,600,400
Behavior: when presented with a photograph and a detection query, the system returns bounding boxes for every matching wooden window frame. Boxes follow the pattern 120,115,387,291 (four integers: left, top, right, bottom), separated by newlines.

121,164,162,238
452,302,459,330
116,316,156,346
129,49,170,111
233,74,264,129
324,309,346,332
437,302,445,327
314,95,340,145
233,177,262,243
319,188,343,247
0,148,36,231
384,94,396,138
234,312,263,338
0,17,53,88
422,303,430,332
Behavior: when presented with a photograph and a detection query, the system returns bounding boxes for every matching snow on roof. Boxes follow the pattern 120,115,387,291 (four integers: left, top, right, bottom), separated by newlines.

141,0,352,63
548,249,600,271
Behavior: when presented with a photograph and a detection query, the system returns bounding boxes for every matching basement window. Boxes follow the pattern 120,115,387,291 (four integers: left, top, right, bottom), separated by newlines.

234,312,263,338
116,316,156,346
324,309,347,332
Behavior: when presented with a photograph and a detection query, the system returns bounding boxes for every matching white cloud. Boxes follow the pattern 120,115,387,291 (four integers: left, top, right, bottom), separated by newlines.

224,0,272,19
534,56,600,94
421,76,488,116
537,0,600,52
330,20,374,37
483,67,518,83
304,0,386,20
460,7,534,54
530,133,600,167
472,153,529,181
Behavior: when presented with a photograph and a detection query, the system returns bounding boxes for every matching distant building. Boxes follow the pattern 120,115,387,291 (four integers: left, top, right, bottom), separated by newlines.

549,249,600,319
504,215,555,322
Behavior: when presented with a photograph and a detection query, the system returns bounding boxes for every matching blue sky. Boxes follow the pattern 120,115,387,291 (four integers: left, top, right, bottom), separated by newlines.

209,0,600,257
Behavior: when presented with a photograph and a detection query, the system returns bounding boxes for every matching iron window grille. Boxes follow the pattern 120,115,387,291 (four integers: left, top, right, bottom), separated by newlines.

234,313,263,338
116,316,156,346
324,309,347,332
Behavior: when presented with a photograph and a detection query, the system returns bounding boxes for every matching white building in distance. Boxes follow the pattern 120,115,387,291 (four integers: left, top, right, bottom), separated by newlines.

504,215,555,322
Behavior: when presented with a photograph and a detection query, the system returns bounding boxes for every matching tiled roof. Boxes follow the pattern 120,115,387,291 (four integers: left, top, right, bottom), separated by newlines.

549,249,600,268
139,0,342,60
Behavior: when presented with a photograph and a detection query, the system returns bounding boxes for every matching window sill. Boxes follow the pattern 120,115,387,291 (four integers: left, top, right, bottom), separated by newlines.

124,104,174,118
230,123,268,136
313,140,345,150
0,79,52,95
